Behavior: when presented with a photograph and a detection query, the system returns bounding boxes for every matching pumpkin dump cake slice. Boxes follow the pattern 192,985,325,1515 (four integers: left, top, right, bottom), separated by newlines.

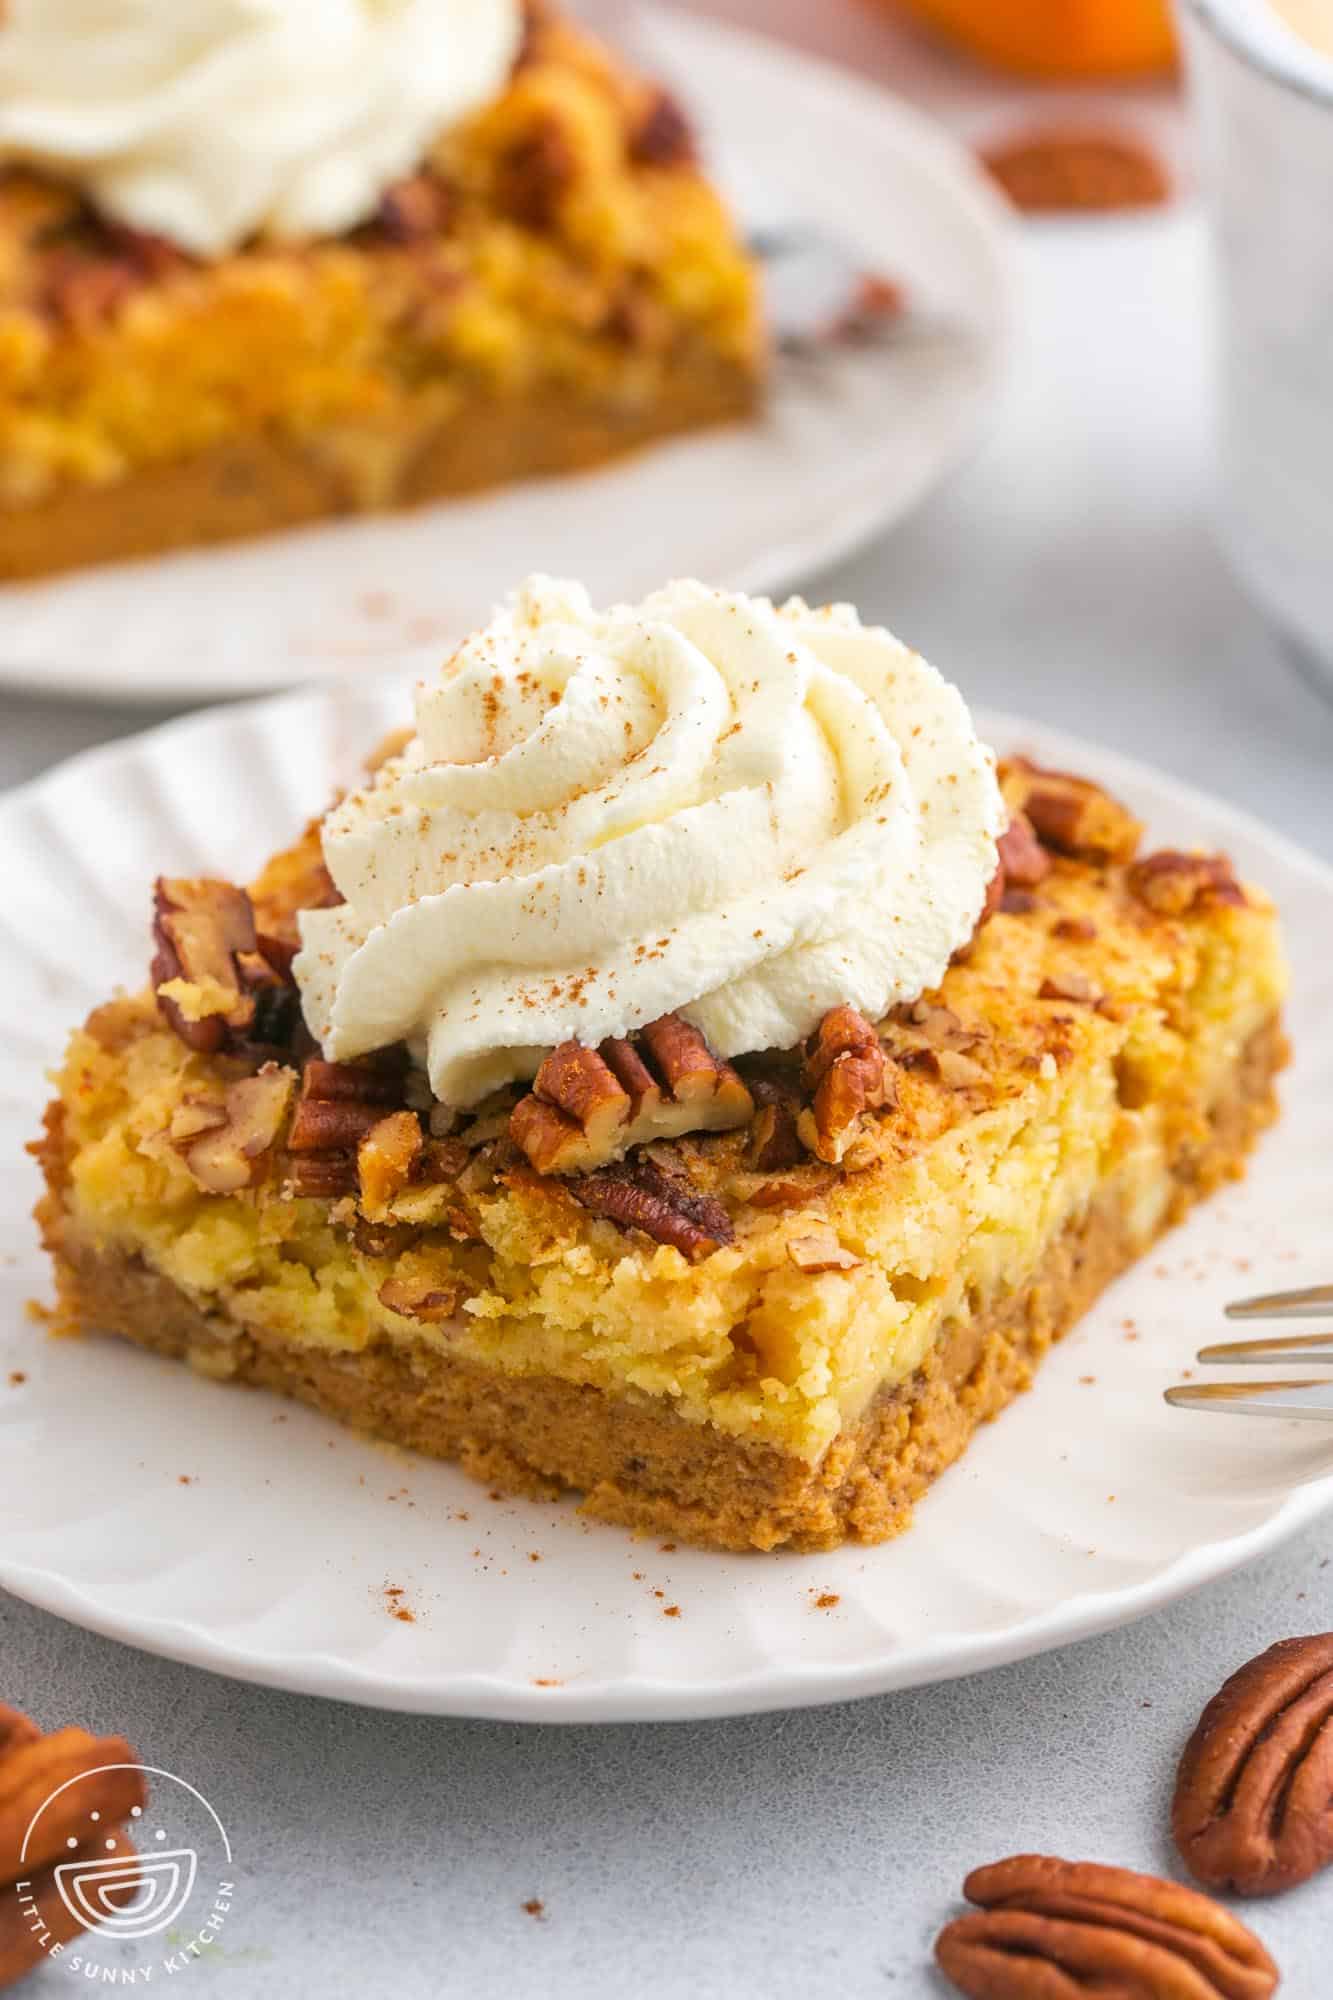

0,1,762,581
35,579,1288,1551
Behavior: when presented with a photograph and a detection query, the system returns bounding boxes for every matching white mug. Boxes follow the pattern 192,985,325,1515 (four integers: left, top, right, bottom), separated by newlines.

1183,0,1333,695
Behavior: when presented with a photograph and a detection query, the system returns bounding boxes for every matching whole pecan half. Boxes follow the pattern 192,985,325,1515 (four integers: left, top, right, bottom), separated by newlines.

798,1004,891,1165
0,1705,146,1990
935,1854,1278,2000
570,1156,733,1262
1173,1632,1333,1897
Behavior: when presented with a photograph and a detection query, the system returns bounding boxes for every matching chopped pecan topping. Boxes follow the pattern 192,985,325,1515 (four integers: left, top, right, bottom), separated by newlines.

746,1074,807,1173
1172,1633,1333,1897
629,88,696,168
798,1005,891,1166
1128,850,1247,917
152,877,270,1054
982,128,1171,215
1038,972,1101,1006
286,1152,358,1199
284,1056,408,1197
997,811,1052,888
172,1065,295,1194
378,1254,464,1325
787,1230,862,1274
932,1048,990,1090
1052,916,1098,941
357,1110,425,1221
748,1171,837,1210
375,172,452,242
498,119,575,229
510,1014,753,1175
1001,758,1143,866
935,1854,1278,2000
888,1002,989,1080
570,1156,734,1262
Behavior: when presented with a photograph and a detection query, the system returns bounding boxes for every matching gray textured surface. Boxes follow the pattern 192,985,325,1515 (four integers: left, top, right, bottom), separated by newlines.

3,212,1332,1998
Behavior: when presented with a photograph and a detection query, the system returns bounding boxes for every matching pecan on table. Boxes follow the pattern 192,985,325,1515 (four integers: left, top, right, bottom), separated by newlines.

1000,758,1143,867
510,1013,752,1175
935,1854,1279,2000
1129,851,1247,918
798,1005,891,1166
0,1704,146,1991
570,1155,733,1262
1173,1632,1333,1897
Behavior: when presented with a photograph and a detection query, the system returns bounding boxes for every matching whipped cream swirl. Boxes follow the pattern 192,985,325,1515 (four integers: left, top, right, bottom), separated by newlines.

295,578,1006,1109
0,0,522,258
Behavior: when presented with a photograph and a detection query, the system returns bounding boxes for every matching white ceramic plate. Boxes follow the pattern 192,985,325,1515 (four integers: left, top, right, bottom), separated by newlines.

0,9,1012,706
1,688,1331,1721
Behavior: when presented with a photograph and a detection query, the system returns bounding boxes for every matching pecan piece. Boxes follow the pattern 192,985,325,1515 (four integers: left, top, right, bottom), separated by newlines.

1172,1633,1333,1896
997,811,1052,888
1129,851,1247,917
357,1110,425,1221
375,172,452,241
498,118,575,229
284,1056,407,1197
378,1251,464,1325
798,1005,891,1165
744,1073,806,1172
1038,972,1101,1006
787,1229,862,1274
1000,758,1143,866
172,1064,294,1194
510,1014,752,1175
935,1854,1278,2000
571,1157,733,1262
151,877,263,1053
629,88,696,168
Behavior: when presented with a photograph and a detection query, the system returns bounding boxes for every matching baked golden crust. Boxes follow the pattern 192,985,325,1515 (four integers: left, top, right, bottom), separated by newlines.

0,6,763,578
33,753,1290,1550
37,1016,1285,1550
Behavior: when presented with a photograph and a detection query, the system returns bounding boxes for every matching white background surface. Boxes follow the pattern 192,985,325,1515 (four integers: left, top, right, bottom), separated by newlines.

4,11,1333,1996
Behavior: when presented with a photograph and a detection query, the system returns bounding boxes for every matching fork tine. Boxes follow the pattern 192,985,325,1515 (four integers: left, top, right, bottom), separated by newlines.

1225,1283,1333,1320
1199,1331,1333,1365
1165,1379,1333,1420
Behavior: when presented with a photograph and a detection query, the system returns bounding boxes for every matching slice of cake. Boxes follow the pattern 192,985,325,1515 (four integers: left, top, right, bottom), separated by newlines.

0,3,762,581
34,578,1288,1550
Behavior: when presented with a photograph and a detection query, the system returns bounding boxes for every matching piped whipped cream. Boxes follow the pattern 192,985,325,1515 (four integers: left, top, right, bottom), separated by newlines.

294,578,1007,1109
0,0,523,258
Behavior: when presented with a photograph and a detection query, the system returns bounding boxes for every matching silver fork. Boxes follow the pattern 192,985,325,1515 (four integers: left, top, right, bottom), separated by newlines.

1165,1285,1333,1421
